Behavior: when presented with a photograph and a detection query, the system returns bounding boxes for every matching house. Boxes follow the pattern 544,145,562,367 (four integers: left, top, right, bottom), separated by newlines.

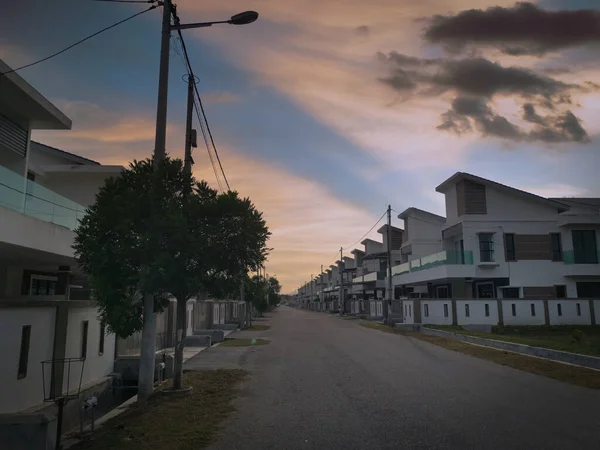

391,172,600,326
0,59,124,430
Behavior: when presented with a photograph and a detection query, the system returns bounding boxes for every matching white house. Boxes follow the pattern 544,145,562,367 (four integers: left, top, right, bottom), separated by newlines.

391,172,600,326
0,58,124,416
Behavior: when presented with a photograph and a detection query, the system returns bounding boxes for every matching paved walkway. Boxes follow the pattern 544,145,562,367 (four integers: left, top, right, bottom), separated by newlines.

184,307,600,450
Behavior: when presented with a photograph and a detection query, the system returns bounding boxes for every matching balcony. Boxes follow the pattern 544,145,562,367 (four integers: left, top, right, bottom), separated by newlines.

563,249,599,277
0,165,86,231
391,250,474,284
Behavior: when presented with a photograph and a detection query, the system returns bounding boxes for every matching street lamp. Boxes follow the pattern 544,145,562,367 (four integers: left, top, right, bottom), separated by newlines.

172,10,259,30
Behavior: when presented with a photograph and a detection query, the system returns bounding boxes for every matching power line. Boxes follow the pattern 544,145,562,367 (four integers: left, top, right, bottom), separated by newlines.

172,7,231,191
342,210,387,251
92,0,155,3
0,6,157,76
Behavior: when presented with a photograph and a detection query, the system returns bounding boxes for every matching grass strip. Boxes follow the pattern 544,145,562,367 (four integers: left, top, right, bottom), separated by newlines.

71,370,247,450
218,338,270,347
359,322,600,390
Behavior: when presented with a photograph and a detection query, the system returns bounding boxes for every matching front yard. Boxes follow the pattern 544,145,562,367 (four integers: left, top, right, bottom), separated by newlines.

71,370,247,450
425,325,600,357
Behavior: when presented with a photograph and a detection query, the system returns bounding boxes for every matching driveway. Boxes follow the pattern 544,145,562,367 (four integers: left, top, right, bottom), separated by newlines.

185,306,600,450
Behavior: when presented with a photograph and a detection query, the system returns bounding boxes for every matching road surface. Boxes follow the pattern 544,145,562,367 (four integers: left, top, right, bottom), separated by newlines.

187,306,600,450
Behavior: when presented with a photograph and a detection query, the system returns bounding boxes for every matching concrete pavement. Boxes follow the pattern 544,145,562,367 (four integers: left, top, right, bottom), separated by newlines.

186,307,600,450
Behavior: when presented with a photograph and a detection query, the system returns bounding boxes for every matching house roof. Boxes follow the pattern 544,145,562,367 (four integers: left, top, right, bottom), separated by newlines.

350,249,365,256
376,224,404,234
436,172,569,211
550,198,600,210
31,141,100,165
360,238,383,246
397,207,445,222
0,59,72,130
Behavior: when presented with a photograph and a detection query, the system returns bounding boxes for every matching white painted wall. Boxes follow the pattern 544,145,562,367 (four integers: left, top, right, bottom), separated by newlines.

1,205,75,257
421,300,453,325
364,240,384,255
64,306,115,392
443,185,458,226
0,307,56,413
405,216,444,246
548,300,591,325
502,300,546,325
456,300,498,325
483,186,560,222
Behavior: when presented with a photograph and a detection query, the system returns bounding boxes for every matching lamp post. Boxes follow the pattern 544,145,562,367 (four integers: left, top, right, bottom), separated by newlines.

139,0,259,403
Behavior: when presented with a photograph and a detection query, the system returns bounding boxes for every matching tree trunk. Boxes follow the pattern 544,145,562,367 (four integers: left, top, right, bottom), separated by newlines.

138,293,157,402
173,297,188,390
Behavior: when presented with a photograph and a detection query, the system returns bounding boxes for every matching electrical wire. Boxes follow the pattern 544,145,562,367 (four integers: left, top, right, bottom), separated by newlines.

342,211,387,251
172,7,231,191
173,36,225,192
92,0,155,3
0,6,157,76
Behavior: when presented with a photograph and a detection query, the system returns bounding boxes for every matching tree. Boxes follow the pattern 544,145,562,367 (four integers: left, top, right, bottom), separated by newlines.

74,158,270,394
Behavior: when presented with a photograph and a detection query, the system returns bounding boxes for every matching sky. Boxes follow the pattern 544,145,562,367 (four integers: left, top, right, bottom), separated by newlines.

2,0,599,293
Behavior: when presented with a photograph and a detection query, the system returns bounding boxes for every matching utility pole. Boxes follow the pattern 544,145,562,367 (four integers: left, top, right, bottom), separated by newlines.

184,75,195,174
339,247,344,316
139,0,172,404
385,205,393,325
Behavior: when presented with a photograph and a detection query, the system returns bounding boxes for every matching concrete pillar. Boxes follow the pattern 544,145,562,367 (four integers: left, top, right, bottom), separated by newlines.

543,299,550,325
497,299,504,326
590,300,596,326
50,303,69,399
451,299,458,325
413,299,422,324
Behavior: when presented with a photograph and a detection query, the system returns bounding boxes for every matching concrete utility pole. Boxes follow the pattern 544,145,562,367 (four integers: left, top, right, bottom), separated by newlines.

184,75,195,174
385,205,393,325
339,247,344,316
139,0,172,404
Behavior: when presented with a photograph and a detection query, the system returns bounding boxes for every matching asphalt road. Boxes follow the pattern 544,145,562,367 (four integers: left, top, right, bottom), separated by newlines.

192,306,600,450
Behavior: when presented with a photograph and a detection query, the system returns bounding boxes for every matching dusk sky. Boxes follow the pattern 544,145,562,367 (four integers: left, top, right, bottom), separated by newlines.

2,0,599,292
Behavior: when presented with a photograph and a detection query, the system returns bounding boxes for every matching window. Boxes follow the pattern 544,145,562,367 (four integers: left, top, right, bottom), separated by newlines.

30,276,57,296
443,304,449,318
557,303,562,317
479,233,494,262
550,233,562,261
503,287,520,299
504,233,516,261
477,282,495,299
576,282,600,298
484,304,490,317
576,303,581,316
424,304,429,317
26,171,36,182
555,285,566,299
454,239,465,264
530,303,536,317
511,304,516,316
465,304,470,317
99,322,106,356
572,230,598,264
81,321,89,359
18,325,31,379
436,286,449,299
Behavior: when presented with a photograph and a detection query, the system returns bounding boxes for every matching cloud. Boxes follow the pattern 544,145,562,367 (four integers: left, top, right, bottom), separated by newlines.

379,52,591,143
424,2,600,56
201,91,241,104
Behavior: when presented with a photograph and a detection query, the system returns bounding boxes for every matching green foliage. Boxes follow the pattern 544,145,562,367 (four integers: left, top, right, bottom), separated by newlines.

74,158,270,338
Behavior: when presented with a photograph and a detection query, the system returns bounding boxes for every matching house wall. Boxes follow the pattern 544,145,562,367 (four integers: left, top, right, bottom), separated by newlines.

364,241,384,255
547,300,591,325
64,306,115,391
405,216,444,245
595,300,600,324
444,186,458,225
501,300,546,325
0,206,75,258
0,307,56,413
421,300,453,325
403,300,414,324
456,300,498,325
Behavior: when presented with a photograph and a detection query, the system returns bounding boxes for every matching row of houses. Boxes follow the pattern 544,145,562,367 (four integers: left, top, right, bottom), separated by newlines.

294,171,600,327
0,57,246,436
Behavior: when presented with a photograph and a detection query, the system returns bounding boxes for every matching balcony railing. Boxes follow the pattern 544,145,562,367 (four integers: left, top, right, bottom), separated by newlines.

563,249,599,265
0,165,86,231
392,250,473,276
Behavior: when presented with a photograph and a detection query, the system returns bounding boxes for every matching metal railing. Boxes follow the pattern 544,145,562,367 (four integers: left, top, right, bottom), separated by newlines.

0,165,87,230
563,249,600,265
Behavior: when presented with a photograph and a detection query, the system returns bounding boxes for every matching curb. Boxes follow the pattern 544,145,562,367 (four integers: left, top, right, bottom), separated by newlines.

421,327,600,371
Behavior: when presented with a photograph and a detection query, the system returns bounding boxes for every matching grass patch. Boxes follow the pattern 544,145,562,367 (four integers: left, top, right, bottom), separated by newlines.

246,324,270,331
71,370,247,450
425,325,600,357
360,322,600,390
218,338,269,347
343,316,358,320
